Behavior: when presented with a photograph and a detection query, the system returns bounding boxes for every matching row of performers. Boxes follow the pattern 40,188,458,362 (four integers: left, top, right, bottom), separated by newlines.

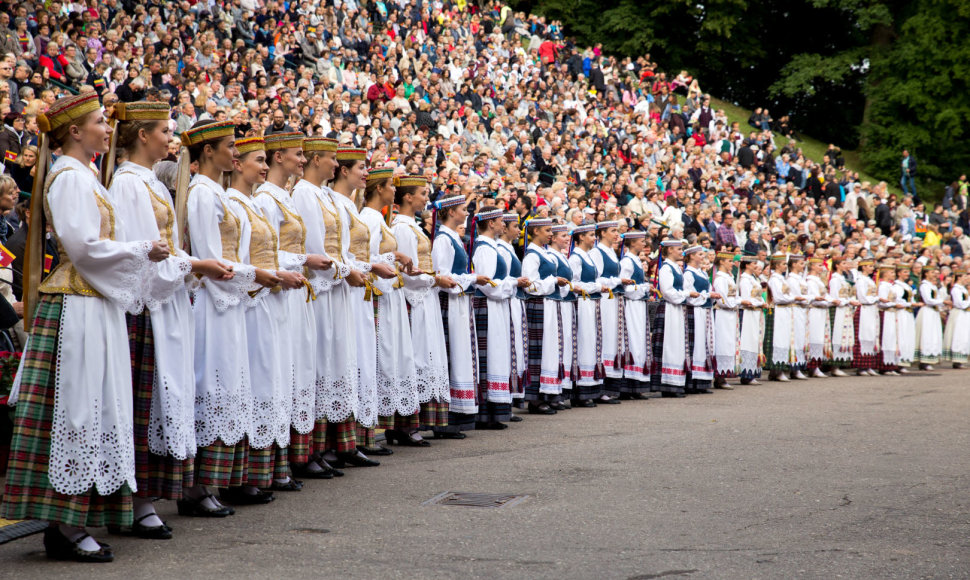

3,97,970,563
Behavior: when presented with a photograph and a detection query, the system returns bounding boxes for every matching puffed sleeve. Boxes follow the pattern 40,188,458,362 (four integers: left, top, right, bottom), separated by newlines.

48,170,155,314
877,282,894,308
713,275,737,309
660,264,688,304
360,210,398,294
432,234,476,294
472,244,513,300
768,275,792,305
827,277,844,306
108,171,194,311
254,191,307,273
187,185,257,311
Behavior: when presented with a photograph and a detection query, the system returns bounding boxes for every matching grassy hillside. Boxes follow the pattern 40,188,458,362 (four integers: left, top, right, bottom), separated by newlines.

709,97,944,201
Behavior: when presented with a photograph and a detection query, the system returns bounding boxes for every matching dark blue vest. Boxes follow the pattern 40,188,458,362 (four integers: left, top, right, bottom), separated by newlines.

499,242,528,300
596,244,623,296
623,256,647,301
439,231,467,275
576,250,601,299
472,240,507,298
662,261,684,294
687,267,713,308
526,247,558,298
552,251,575,302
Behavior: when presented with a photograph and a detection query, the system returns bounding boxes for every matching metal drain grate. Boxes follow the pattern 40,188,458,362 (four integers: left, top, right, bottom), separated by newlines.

423,491,529,509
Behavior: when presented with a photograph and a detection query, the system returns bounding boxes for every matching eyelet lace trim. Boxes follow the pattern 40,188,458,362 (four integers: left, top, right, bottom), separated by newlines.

148,369,197,460
194,367,251,447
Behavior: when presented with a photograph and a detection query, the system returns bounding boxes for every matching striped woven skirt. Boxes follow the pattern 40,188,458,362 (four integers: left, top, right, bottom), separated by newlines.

419,399,449,429
762,309,790,371
524,296,561,402
473,297,512,423
246,444,285,488
127,312,193,500
1,295,132,527
686,307,713,392
438,294,476,432
288,428,311,467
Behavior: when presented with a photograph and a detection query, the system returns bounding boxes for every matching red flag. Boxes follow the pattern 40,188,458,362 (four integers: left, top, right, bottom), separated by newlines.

0,244,14,267
44,254,52,273
4,150,16,162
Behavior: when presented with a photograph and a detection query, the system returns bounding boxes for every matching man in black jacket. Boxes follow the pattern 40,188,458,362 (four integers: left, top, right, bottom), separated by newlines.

874,196,893,237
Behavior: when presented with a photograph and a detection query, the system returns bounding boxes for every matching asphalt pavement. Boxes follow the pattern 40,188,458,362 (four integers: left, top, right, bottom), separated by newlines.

1,369,968,579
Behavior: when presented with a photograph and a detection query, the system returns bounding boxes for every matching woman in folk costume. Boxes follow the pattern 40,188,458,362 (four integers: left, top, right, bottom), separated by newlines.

590,221,624,402
225,137,306,503
470,207,523,428
432,194,490,436
712,250,742,388
894,263,918,373
683,246,719,394
827,257,857,377
496,213,529,407
105,103,235,538
914,265,946,370
254,132,334,487
942,268,970,368
852,259,880,377
764,253,795,382
549,224,578,404
650,239,694,398
568,223,607,406
179,121,273,518
876,263,902,376
290,137,363,475
804,256,833,378
360,168,424,441
737,256,765,385
392,176,455,438
617,231,651,397
1,94,169,562
329,147,397,462
786,255,811,380
521,218,570,414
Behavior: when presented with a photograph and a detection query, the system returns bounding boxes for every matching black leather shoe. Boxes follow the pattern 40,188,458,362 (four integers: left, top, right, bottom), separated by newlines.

219,487,276,505
660,392,686,398
431,430,467,439
268,478,304,492
385,429,432,446
573,399,597,407
293,463,334,479
44,527,114,563
597,397,622,405
176,493,234,517
550,401,567,411
107,513,173,540
334,450,380,467
475,421,509,430
631,392,651,400
360,445,393,456
527,402,557,415
508,415,524,422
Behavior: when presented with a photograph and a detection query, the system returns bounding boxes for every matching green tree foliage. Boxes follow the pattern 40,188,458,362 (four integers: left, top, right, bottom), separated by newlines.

514,0,967,188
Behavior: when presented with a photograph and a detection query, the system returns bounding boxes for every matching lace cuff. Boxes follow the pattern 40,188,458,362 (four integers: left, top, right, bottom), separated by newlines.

108,240,155,315
146,255,194,311
354,260,372,274
279,251,308,272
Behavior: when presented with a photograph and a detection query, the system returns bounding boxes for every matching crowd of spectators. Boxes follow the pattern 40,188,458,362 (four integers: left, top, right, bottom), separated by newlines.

0,0,967,276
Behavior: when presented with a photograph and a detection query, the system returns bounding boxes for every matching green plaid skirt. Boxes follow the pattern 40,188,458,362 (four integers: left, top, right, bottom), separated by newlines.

195,439,248,488
1,294,132,527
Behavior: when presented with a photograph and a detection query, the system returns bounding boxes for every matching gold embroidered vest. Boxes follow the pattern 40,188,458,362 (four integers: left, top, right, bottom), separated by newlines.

264,194,307,254
217,193,242,262
144,179,177,251
236,200,279,270
347,211,370,261
411,225,433,273
40,168,110,297
317,196,342,258
378,220,397,254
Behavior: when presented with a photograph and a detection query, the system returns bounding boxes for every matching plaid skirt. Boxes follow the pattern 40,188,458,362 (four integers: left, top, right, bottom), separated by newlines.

311,418,357,454
826,308,853,368
649,302,689,393
852,309,878,369
419,399,449,430
1,294,132,527
195,438,248,488
247,445,277,488
762,309,789,371
289,429,311,466
128,312,193,500
378,412,420,432
686,307,713,391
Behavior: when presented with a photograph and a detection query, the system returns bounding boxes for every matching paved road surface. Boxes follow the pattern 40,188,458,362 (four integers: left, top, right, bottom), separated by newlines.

2,370,969,579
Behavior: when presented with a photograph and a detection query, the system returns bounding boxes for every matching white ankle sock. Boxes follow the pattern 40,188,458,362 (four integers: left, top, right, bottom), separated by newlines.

133,498,164,528
59,525,101,552
242,485,262,496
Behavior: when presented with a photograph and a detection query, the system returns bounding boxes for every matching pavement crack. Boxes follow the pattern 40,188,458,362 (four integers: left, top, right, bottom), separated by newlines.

628,570,699,580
